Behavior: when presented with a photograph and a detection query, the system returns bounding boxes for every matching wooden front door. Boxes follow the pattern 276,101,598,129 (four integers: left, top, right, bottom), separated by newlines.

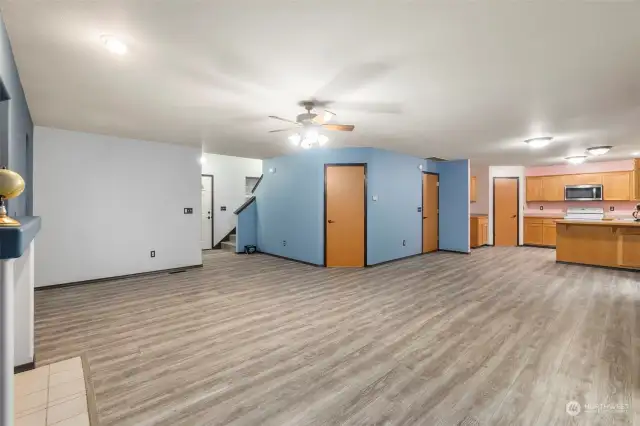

422,173,439,253
494,177,519,246
325,165,366,267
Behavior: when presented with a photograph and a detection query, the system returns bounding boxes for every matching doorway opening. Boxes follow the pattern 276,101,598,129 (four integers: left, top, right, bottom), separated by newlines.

201,174,214,250
493,177,519,246
324,164,367,267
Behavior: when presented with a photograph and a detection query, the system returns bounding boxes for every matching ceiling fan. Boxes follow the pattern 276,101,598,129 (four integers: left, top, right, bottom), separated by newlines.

268,100,355,148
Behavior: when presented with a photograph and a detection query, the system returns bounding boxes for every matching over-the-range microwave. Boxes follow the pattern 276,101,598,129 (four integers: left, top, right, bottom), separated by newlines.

564,184,603,201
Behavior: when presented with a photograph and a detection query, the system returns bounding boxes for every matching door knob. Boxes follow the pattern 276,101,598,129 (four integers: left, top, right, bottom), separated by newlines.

328,220,335,223
207,216,211,219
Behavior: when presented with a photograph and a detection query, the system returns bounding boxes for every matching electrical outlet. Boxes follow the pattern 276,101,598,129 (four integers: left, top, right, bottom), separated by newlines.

221,206,227,211
539,206,544,210
610,206,615,211
402,240,406,246
282,240,287,246
184,207,193,214
417,207,422,212
150,250,156,258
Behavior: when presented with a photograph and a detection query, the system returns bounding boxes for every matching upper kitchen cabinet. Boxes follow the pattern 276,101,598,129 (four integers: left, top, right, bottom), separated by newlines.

526,177,544,201
470,176,477,203
568,174,603,185
602,171,631,200
541,176,564,201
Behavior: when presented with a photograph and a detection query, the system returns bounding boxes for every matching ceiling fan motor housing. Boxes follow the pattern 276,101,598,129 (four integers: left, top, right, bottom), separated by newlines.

296,112,317,123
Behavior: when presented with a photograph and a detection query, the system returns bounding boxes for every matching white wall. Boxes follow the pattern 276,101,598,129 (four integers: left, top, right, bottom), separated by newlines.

470,163,490,214
201,153,262,245
488,166,526,245
34,127,202,287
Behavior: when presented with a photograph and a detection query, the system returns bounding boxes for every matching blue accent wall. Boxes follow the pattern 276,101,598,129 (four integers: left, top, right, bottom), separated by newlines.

235,200,257,253
438,160,470,253
255,147,430,265
0,14,33,216
366,149,424,265
256,148,372,265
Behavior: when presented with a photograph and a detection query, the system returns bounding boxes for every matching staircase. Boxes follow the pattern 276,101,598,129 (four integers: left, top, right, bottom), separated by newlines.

221,232,236,252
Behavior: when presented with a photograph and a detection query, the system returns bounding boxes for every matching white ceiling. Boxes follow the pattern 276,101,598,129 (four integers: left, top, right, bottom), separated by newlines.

2,1,640,164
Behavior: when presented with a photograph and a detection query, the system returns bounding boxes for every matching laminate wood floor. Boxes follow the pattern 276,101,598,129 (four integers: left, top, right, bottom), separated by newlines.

34,247,639,425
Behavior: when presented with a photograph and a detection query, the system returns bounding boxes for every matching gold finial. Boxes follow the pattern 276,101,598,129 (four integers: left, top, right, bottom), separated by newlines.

0,166,25,226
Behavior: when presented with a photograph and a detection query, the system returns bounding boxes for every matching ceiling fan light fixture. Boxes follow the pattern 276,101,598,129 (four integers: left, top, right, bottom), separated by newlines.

289,133,301,146
566,155,587,165
318,135,329,146
586,146,612,156
301,139,312,149
305,130,319,144
524,136,553,148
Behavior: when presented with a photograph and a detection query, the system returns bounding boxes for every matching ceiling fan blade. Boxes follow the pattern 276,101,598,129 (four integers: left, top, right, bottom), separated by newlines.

268,128,299,133
268,115,298,124
323,124,355,132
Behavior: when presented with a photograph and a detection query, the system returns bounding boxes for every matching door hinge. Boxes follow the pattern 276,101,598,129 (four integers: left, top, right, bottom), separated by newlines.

437,182,440,186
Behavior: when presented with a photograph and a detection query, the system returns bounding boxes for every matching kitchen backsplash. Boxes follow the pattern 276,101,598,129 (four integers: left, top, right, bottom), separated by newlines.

524,200,638,217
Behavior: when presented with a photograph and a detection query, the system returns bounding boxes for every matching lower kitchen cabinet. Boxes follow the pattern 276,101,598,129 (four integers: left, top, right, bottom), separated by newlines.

470,215,488,248
524,217,558,247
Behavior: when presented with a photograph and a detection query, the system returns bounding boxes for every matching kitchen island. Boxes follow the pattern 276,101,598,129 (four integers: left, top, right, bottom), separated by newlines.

556,219,640,270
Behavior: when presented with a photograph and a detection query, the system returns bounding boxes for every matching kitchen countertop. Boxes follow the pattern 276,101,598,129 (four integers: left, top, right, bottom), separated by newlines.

556,219,640,227
470,213,488,217
524,214,565,218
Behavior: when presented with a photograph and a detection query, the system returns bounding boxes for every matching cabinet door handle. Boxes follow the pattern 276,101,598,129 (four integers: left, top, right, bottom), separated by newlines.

328,220,335,223
511,215,517,218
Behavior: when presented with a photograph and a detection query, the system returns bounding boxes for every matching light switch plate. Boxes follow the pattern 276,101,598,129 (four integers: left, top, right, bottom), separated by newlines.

372,195,378,201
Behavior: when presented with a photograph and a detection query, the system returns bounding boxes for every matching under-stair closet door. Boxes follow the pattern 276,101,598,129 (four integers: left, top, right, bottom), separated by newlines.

325,164,366,267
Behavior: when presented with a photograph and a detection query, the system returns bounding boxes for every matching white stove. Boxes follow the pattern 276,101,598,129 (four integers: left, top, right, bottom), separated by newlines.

564,207,605,221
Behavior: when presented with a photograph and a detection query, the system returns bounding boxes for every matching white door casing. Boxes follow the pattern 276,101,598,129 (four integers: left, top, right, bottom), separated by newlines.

201,175,213,249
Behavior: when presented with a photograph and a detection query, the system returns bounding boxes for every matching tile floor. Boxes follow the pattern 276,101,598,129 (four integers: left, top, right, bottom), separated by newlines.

14,357,90,426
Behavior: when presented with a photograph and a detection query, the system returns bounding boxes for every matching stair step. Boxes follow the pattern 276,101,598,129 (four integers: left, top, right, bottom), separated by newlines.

221,241,236,252
229,234,236,243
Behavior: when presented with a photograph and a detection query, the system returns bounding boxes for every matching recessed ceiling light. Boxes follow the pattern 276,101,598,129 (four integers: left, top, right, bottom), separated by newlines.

586,146,612,156
101,35,127,55
199,155,206,164
566,156,587,165
524,136,553,148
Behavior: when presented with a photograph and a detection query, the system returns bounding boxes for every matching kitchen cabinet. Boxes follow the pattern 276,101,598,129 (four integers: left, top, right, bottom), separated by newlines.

470,176,477,203
542,219,557,247
524,217,557,247
526,177,544,201
470,215,488,248
634,170,640,200
541,176,564,201
602,171,631,200
571,174,602,185
524,219,543,245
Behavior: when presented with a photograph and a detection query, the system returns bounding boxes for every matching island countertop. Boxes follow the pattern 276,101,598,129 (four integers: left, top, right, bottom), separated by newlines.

556,219,640,270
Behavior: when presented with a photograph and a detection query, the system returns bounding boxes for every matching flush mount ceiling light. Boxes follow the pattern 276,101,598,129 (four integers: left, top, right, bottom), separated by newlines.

100,35,127,55
566,155,587,165
524,136,553,148
586,146,612,156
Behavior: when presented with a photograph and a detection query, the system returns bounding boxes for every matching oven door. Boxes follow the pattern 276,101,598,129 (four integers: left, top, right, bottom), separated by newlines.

564,185,603,201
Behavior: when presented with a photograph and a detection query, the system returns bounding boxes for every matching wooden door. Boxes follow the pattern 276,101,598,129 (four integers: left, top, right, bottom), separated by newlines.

325,165,366,267
526,177,543,201
481,222,488,245
602,171,631,200
422,173,439,253
494,178,519,246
